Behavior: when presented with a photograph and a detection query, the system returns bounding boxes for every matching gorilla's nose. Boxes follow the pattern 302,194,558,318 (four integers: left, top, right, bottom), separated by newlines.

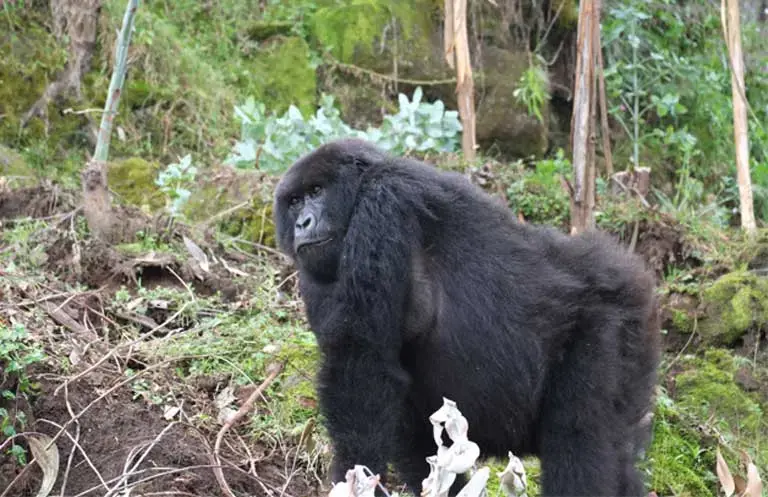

296,213,316,232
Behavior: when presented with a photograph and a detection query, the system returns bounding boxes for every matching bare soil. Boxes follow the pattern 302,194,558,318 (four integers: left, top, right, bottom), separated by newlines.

1,374,318,497
0,185,322,497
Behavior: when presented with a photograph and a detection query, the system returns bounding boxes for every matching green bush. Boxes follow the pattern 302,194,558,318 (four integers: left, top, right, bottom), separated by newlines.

226,87,462,174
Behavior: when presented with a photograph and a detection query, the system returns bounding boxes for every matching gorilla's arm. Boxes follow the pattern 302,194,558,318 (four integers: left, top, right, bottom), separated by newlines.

314,180,415,484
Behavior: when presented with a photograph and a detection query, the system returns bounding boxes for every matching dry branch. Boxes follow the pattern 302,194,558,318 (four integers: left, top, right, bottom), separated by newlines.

210,362,285,497
568,0,600,234
444,0,477,161
721,0,757,235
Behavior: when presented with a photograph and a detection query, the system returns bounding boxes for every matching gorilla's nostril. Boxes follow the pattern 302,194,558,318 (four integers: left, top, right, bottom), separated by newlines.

296,213,315,231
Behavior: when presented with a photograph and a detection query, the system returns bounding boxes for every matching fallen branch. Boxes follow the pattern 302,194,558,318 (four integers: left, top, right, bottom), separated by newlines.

210,362,285,497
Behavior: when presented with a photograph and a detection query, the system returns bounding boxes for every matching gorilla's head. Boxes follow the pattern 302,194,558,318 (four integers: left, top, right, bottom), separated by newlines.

274,138,387,282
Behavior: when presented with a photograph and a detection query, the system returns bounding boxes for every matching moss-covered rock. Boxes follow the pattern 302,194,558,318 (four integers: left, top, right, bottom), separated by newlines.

0,9,68,144
675,349,764,434
472,48,549,158
107,158,165,213
647,348,768,496
698,270,768,345
643,348,768,496
180,166,277,247
248,37,317,117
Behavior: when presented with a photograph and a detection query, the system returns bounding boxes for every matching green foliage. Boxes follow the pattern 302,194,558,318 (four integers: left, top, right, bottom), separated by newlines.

506,149,571,227
311,0,433,63
226,87,462,174
602,0,768,223
0,322,45,464
251,37,317,117
0,220,50,271
513,56,550,124
155,154,198,217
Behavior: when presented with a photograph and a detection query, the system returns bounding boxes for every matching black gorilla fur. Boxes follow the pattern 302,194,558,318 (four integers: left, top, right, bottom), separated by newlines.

273,138,661,497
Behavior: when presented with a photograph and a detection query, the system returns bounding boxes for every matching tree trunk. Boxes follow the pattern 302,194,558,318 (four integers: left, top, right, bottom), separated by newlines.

723,0,757,234
22,0,102,131
82,0,140,243
568,0,600,234
444,0,477,162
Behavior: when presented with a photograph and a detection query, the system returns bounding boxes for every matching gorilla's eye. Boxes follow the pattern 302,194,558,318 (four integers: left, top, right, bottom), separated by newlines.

289,195,301,206
309,185,322,197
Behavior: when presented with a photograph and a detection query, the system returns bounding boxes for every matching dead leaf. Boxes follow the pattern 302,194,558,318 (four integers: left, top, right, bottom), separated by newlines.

27,434,59,497
183,236,209,272
735,474,747,495
743,460,763,497
717,448,735,497
163,405,181,420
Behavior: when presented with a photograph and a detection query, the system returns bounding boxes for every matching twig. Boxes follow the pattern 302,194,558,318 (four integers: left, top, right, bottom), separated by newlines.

166,265,197,303
227,236,289,260
628,220,640,253
53,301,190,396
664,316,698,374
199,200,252,229
610,175,651,208
103,422,180,497
211,362,285,497
34,418,108,494
324,54,457,86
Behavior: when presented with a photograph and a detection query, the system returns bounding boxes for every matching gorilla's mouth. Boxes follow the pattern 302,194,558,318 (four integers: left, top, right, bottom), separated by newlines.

296,237,333,252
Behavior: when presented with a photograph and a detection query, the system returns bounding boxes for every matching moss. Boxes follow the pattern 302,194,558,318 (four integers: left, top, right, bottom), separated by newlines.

675,350,763,435
0,9,69,144
248,37,317,116
657,349,768,493
553,0,579,27
107,157,166,213
699,270,768,345
244,21,294,41
646,400,718,497
0,145,29,177
180,168,276,247
670,307,696,333
311,0,435,63
675,349,762,430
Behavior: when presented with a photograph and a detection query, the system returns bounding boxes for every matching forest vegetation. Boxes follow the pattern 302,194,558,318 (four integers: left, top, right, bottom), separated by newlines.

1,0,768,496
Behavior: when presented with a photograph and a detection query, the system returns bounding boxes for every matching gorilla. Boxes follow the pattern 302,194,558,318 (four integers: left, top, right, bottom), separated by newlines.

273,138,661,497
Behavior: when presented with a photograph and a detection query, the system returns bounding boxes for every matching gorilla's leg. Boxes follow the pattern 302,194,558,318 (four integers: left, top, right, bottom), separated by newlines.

537,327,621,496
618,454,646,497
617,413,653,496
392,408,435,496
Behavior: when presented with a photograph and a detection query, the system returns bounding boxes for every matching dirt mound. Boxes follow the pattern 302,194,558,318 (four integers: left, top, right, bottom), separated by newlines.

608,214,696,278
0,183,76,220
0,373,319,496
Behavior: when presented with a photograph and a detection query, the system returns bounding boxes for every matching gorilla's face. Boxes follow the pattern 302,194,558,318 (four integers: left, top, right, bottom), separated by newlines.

279,181,346,281
274,140,379,282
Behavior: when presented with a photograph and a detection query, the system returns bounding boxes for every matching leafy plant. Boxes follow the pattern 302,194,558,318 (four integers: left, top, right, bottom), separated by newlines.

601,0,768,218
507,149,571,227
0,322,45,464
513,56,550,124
155,154,198,217
226,87,462,174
